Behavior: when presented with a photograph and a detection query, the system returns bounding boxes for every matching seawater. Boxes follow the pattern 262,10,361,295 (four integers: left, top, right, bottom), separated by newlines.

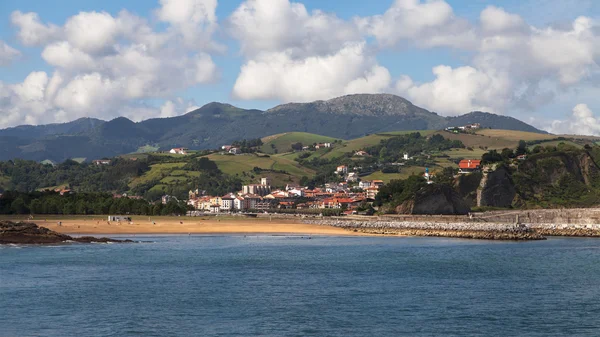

2,235,600,337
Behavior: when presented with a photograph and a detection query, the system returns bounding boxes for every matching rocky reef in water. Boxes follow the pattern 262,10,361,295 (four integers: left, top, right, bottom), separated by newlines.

0,221,133,244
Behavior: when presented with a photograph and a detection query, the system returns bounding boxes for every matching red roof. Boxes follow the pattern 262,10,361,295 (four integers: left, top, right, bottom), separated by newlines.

458,160,481,169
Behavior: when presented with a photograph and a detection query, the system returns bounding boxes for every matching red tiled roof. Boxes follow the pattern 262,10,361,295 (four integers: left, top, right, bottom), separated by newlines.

458,160,481,169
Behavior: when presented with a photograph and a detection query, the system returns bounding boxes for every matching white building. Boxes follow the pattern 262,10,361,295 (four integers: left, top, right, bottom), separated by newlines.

170,148,188,155
220,195,235,211
359,180,372,189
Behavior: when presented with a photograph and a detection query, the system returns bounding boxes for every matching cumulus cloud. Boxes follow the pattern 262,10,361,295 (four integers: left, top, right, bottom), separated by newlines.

395,65,511,115
232,42,391,102
10,11,61,46
550,104,600,135
1,1,219,128
356,0,477,49
228,0,359,58
393,6,600,116
229,0,389,102
0,41,21,66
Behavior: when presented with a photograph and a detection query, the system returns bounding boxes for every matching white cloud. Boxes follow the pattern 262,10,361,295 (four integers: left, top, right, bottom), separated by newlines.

0,41,21,66
156,0,220,50
550,104,600,135
356,0,477,49
228,0,359,57
232,42,391,102
393,6,600,116
160,98,200,118
64,11,121,55
395,65,511,115
1,2,220,128
10,11,61,46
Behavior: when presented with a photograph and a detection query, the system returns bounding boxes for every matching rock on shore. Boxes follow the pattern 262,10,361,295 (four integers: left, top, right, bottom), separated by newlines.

0,221,133,244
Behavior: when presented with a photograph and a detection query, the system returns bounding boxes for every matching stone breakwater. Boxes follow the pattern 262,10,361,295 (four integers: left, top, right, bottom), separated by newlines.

530,223,600,237
305,220,545,240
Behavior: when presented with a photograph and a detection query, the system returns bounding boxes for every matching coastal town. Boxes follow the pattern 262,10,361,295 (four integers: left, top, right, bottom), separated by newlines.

185,176,384,215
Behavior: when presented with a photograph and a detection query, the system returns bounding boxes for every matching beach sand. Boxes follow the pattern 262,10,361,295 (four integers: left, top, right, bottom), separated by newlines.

22,216,359,236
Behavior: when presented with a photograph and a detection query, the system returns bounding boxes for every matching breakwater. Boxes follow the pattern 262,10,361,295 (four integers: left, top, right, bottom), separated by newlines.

305,219,545,240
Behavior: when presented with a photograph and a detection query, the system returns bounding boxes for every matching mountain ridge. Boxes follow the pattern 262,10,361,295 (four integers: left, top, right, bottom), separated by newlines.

0,94,547,162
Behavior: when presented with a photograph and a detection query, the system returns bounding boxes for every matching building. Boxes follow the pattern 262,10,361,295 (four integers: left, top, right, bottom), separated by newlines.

92,159,111,165
346,172,358,182
359,180,372,189
261,177,271,186
315,143,332,149
517,154,527,161
336,165,348,174
354,150,369,156
242,184,271,196
220,194,235,211
465,123,481,129
229,147,240,155
372,180,384,188
458,159,482,174
221,145,232,151
169,147,188,155
161,195,178,204
365,187,379,200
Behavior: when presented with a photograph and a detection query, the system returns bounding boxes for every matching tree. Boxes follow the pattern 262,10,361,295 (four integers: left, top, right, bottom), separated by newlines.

11,197,28,214
291,142,303,151
516,140,528,156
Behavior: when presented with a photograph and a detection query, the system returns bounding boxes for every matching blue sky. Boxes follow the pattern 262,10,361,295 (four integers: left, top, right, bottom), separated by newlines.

0,0,599,135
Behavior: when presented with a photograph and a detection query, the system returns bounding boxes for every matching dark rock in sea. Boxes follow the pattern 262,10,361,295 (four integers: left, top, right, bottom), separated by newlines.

0,221,133,244
397,184,471,215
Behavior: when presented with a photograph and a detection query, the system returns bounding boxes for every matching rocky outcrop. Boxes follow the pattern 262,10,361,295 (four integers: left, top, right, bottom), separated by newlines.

397,184,470,215
0,221,133,244
477,165,516,207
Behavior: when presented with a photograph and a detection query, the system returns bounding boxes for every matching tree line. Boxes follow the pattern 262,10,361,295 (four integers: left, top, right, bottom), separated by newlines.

0,191,188,216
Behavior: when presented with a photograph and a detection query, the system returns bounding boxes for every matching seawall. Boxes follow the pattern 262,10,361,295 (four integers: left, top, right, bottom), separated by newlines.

304,220,545,240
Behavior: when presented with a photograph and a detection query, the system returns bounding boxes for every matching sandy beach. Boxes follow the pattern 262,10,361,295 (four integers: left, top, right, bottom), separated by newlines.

8,216,359,236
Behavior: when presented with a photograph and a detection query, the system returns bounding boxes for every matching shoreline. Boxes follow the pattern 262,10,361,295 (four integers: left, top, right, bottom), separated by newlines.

5,215,600,241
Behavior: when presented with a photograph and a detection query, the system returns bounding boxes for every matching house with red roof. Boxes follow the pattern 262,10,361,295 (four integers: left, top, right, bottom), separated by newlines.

458,159,482,174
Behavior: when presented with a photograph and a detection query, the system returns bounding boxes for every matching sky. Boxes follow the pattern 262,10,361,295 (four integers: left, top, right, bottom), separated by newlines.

0,0,599,135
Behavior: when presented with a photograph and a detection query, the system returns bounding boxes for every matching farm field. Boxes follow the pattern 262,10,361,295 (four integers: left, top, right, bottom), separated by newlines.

260,132,338,154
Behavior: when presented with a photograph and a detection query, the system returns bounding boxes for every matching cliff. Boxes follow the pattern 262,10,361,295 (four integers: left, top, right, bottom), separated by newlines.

477,165,516,208
397,184,470,215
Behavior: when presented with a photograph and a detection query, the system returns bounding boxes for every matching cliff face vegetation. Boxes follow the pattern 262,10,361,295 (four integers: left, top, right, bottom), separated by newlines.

449,149,600,210
477,165,516,208
396,184,471,215
513,150,600,208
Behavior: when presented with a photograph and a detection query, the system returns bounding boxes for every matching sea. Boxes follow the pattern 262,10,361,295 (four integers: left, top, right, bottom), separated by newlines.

1,235,600,337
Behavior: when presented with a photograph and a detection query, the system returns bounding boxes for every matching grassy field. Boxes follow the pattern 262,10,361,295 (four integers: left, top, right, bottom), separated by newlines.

362,166,427,182
434,129,555,150
260,132,338,154
527,140,584,149
445,148,488,159
129,162,187,187
321,130,435,159
135,145,160,153
206,153,315,185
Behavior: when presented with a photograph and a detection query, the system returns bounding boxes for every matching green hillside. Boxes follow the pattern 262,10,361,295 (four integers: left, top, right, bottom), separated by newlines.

2,128,597,203
261,132,338,154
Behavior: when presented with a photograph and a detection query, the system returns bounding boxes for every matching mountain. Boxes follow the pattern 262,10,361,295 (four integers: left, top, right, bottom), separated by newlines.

0,94,547,162
445,111,544,133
